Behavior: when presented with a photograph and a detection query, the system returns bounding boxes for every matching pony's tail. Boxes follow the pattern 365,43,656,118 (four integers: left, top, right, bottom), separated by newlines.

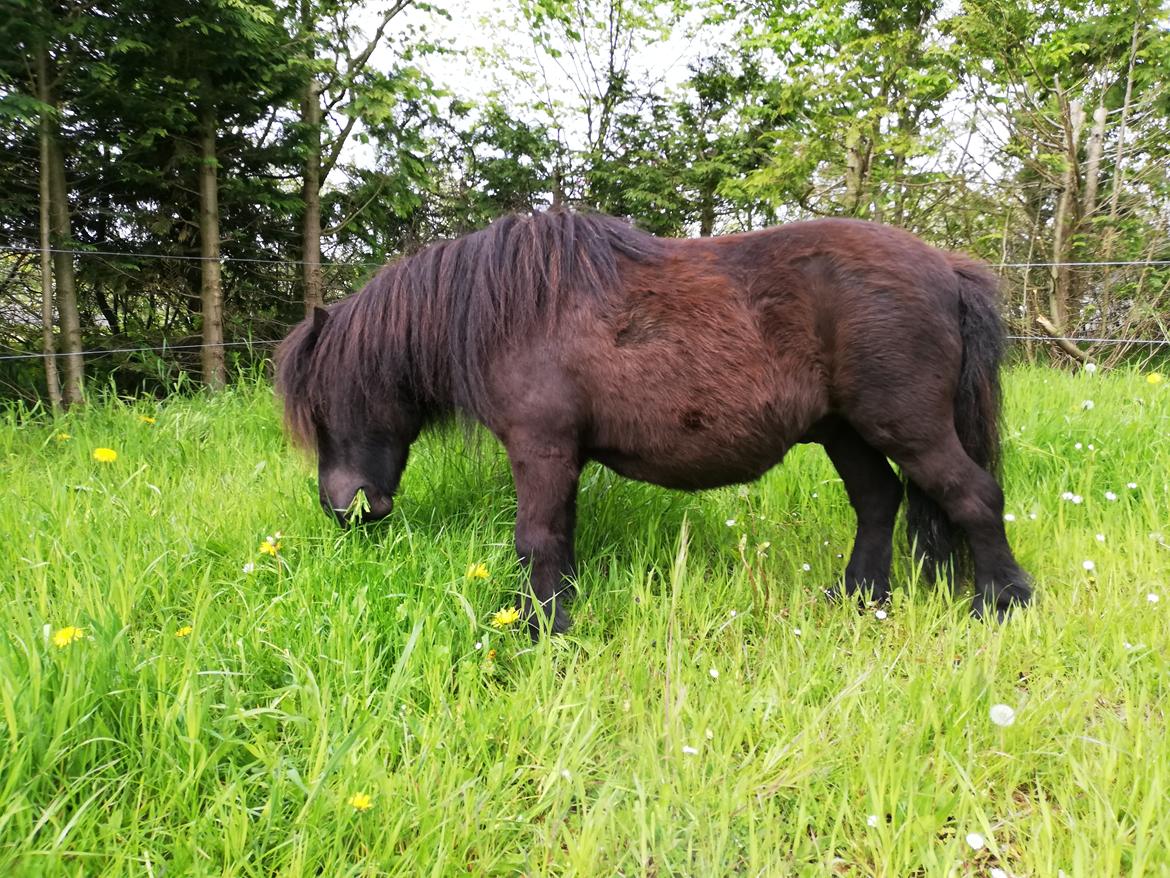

905,256,1005,585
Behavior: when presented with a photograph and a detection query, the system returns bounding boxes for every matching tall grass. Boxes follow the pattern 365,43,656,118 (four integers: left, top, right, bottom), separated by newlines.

0,366,1166,876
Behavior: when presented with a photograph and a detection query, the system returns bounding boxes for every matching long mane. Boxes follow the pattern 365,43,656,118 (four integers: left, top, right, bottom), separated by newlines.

275,209,665,448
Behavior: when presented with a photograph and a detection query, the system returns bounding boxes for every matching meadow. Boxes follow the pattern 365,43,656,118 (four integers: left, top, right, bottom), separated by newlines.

0,365,1167,877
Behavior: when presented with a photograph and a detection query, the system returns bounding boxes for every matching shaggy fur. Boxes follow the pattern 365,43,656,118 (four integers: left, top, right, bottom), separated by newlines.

277,209,1032,636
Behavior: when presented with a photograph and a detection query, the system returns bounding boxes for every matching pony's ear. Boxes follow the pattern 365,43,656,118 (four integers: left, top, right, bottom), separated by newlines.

311,306,329,336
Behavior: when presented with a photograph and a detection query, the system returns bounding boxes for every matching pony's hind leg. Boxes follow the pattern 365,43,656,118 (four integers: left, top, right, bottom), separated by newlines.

504,433,581,638
869,429,1031,620
821,422,903,604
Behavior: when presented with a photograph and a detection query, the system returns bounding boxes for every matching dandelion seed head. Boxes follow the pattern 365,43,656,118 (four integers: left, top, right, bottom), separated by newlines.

989,704,1016,727
1084,362,1097,374
1082,559,1095,571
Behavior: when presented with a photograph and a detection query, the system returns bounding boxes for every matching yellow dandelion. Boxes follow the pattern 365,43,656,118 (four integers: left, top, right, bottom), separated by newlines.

55,432,72,442
93,447,117,463
491,606,522,629
51,626,84,648
139,415,157,424
486,648,497,660
1148,372,1164,385
466,562,490,580
258,534,281,555
175,625,193,638
347,792,373,812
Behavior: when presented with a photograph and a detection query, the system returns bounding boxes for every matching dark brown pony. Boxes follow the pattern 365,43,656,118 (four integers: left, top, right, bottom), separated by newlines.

276,210,1031,636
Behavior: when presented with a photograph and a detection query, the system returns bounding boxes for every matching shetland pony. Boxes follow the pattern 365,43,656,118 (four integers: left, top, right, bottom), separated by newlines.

276,210,1031,636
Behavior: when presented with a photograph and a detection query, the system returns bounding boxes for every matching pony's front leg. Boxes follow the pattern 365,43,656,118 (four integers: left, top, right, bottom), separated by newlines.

505,435,581,638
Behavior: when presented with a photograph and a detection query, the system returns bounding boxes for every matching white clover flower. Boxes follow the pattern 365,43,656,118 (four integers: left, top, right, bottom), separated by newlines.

682,745,699,755
1127,482,1138,489
474,641,482,650
709,667,719,679
1082,400,1094,410
560,769,571,780
802,563,811,572
793,628,802,636
1029,512,1037,520
1003,513,1016,522
1074,442,1083,450
875,609,888,620
1095,534,1105,542
990,704,1016,727
1105,491,1118,501
729,609,737,618
965,831,986,850
1148,593,1160,604
991,869,1009,878
1072,494,1083,504
866,814,879,827
1083,559,1095,571
725,518,736,527
1061,491,1075,501
242,562,255,574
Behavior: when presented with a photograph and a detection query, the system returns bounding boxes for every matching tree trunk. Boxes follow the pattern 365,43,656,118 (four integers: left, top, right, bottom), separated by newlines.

844,128,870,216
35,41,61,412
47,104,84,405
198,105,226,388
301,76,324,315
1048,95,1083,332
1082,103,1107,220
698,178,715,237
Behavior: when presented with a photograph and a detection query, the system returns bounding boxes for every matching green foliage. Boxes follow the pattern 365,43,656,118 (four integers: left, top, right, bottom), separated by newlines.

0,367,1168,873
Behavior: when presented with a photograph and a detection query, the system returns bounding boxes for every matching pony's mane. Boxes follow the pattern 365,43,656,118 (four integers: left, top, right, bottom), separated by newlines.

276,209,664,448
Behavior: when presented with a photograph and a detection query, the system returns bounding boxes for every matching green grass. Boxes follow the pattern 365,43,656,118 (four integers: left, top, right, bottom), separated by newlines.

0,366,1167,877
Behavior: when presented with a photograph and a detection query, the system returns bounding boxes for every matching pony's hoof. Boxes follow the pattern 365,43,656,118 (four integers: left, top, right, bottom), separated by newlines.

523,595,572,640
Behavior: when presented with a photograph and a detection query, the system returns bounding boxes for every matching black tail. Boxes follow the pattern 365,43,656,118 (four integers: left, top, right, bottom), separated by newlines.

905,256,1005,584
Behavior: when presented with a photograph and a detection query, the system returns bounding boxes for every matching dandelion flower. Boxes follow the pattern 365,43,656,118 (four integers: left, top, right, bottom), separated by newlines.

175,625,193,638
989,704,1016,727
51,626,84,648
347,792,373,812
139,415,157,425
55,432,71,442
1148,372,1163,385
93,447,117,463
965,831,986,850
259,539,280,556
466,562,489,580
1084,362,1097,374
1082,559,1095,571
491,606,521,629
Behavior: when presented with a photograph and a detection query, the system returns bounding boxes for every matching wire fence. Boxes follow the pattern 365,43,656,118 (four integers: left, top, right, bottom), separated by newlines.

1,243,1167,364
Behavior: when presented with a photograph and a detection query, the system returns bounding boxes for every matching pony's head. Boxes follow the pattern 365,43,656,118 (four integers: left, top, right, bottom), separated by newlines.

275,305,422,526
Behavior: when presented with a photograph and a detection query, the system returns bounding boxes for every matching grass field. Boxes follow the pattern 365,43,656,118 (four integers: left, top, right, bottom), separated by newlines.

0,365,1167,877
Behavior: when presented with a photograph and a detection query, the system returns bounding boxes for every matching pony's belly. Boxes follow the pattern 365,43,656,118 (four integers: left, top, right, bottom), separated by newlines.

589,445,784,491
